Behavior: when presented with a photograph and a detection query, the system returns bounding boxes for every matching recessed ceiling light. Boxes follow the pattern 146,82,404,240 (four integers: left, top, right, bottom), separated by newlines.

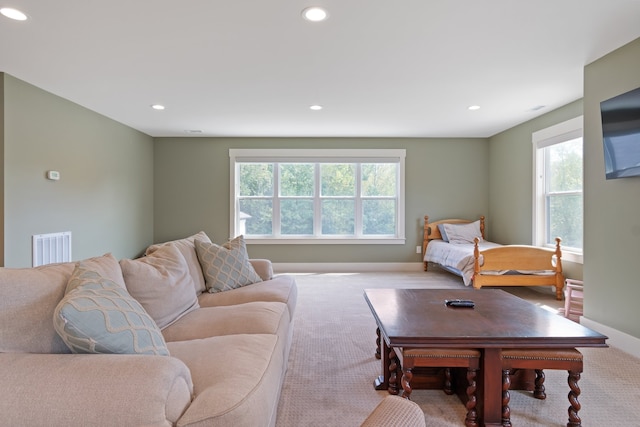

185,129,203,134
151,104,165,110
468,105,480,111
310,105,323,111
1,7,28,21
302,7,328,22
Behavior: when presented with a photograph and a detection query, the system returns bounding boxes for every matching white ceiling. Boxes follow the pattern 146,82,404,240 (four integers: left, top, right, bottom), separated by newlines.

2,1,640,138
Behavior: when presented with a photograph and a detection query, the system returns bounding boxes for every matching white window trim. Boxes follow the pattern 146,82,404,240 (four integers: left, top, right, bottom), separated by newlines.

229,148,406,244
532,116,583,264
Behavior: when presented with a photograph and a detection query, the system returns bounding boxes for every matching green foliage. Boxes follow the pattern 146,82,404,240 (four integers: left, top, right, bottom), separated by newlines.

545,138,583,249
239,163,273,196
321,164,355,196
362,163,396,196
280,163,314,196
322,199,355,235
237,161,399,237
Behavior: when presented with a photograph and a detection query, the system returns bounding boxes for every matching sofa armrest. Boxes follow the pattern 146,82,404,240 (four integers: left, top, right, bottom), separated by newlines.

0,353,193,427
249,259,274,281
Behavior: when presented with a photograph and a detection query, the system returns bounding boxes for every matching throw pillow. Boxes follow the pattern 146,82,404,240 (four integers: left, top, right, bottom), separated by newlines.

53,265,169,355
195,235,263,293
437,224,449,242
443,220,483,244
120,245,200,330
145,231,212,295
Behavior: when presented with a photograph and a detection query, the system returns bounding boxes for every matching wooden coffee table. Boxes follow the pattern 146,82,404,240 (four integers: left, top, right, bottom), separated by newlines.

364,288,608,427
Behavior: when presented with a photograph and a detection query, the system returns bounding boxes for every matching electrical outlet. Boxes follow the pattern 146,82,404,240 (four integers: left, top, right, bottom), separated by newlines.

416,245,421,254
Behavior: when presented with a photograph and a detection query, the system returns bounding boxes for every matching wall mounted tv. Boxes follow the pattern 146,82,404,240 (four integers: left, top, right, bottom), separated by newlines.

600,86,640,180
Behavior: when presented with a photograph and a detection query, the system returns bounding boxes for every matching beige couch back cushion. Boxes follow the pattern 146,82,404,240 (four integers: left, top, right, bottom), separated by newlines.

0,253,125,354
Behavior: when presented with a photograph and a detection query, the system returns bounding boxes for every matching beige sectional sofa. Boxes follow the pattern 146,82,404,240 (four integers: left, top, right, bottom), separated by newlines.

0,232,297,427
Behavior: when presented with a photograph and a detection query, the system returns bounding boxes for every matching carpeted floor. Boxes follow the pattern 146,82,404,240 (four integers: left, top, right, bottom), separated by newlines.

275,269,640,426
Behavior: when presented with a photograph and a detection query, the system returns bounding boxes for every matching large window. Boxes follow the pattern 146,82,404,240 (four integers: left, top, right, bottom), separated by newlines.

230,149,406,244
532,117,583,263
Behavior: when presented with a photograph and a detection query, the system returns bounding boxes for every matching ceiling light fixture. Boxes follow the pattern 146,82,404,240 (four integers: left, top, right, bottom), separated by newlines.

151,104,165,110
302,7,328,22
0,7,28,21
468,105,480,111
310,105,323,111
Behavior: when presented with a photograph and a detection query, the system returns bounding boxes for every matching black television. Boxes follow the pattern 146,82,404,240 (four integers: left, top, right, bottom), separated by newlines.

600,86,640,180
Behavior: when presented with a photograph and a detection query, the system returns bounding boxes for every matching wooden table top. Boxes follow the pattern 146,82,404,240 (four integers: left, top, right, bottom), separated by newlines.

364,288,608,349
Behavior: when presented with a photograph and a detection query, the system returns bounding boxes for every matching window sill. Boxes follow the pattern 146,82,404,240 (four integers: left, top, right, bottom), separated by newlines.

244,237,406,245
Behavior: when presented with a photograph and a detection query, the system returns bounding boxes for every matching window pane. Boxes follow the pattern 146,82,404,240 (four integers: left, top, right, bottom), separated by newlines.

239,163,273,196
281,199,314,235
321,199,355,235
362,163,397,197
546,138,582,193
547,194,583,248
239,199,272,235
321,164,355,196
363,199,396,235
280,163,314,196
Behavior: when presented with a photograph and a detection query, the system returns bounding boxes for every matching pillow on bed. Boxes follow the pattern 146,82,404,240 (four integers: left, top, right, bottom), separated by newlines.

437,224,449,242
443,220,483,244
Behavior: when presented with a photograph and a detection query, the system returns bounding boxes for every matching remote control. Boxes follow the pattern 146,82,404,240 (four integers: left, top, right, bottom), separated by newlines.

445,299,475,308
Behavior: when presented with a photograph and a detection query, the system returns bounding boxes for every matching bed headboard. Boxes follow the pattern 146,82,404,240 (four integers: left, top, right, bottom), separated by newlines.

422,215,486,254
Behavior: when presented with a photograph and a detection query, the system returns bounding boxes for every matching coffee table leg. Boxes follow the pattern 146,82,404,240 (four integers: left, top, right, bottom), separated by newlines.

388,347,399,395
567,370,582,427
482,348,503,426
374,334,390,391
375,327,381,359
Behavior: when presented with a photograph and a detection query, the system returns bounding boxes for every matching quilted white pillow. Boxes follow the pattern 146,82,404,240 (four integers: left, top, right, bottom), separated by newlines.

195,235,262,293
53,264,169,355
443,220,483,244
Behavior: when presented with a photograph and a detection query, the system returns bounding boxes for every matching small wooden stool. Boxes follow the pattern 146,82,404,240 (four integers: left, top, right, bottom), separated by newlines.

558,279,584,322
501,348,583,427
397,348,480,427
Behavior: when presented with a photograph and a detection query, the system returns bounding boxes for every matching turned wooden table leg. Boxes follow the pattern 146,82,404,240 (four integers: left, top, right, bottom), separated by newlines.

465,368,479,427
401,367,414,400
388,347,399,395
567,370,582,427
502,369,512,427
375,327,381,360
534,369,546,399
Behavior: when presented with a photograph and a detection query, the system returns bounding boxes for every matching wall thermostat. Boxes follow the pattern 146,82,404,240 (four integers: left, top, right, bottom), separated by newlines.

46,170,60,181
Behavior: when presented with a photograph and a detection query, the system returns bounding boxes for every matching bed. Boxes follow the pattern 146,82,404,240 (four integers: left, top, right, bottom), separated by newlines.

422,215,565,300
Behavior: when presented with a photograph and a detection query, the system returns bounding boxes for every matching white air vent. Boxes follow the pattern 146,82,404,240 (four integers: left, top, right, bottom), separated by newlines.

32,232,72,267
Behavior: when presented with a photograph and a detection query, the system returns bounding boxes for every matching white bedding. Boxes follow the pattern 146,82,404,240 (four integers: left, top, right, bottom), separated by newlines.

424,240,501,286
424,240,555,286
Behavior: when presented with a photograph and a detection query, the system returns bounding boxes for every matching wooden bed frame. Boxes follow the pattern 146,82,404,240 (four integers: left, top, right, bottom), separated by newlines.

423,215,565,300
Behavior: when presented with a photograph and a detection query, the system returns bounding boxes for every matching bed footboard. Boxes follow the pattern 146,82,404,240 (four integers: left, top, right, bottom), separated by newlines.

472,237,565,300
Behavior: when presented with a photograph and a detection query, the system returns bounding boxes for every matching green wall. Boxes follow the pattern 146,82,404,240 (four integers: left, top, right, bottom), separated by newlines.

153,137,489,263
1,74,155,267
488,100,584,280
583,38,640,339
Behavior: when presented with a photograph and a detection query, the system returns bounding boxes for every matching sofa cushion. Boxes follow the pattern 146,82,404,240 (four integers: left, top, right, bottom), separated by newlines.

146,231,212,295
161,301,289,343
198,274,297,318
168,334,283,427
195,236,262,293
0,253,122,354
0,262,74,353
120,244,200,329
53,264,169,355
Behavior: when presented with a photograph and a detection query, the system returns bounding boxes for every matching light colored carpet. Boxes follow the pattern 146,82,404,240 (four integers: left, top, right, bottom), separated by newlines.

275,270,640,426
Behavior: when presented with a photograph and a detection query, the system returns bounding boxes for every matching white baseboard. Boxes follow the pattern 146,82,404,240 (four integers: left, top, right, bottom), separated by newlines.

272,262,424,274
580,317,640,359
